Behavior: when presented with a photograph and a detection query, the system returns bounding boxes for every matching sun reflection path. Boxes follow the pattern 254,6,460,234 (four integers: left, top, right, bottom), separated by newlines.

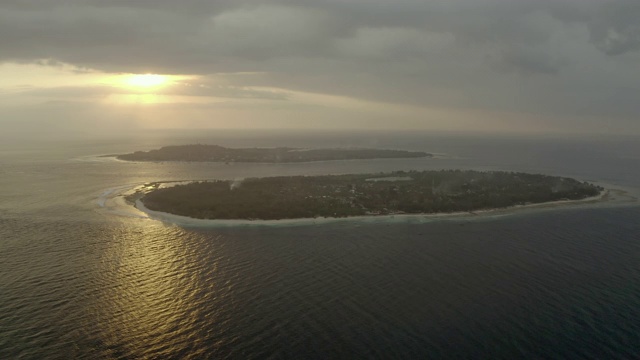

92,223,227,358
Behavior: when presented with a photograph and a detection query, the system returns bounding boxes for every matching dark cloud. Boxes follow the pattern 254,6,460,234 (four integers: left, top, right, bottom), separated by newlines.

0,0,609,72
0,0,630,71
497,47,563,75
588,0,640,55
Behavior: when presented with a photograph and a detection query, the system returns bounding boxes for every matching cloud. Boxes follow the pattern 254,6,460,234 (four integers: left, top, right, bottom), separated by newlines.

588,0,640,55
0,0,639,133
496,47,563,75
9,81,290,102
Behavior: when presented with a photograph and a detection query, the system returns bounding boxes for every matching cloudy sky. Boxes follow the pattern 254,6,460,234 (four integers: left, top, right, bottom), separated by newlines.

1,0,639,135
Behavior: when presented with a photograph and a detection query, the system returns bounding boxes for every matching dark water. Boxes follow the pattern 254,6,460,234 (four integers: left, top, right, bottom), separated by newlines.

1,131,639,359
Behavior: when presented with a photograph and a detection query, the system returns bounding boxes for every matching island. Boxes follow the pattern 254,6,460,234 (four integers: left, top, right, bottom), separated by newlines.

115,144,431,163
132,170,603,220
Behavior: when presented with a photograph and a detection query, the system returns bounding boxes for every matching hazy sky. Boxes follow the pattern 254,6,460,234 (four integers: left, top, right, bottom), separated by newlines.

1,0,639,135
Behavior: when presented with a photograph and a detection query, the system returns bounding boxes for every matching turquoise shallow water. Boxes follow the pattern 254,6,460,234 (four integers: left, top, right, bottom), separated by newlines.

1,132,639,359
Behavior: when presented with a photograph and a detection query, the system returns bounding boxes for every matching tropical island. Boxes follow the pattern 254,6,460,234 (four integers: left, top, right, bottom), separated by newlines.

133,170,603,221
115,144,431,163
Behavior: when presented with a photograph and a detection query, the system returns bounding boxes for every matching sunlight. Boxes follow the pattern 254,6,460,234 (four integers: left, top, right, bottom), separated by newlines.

126,74,167,88
109,93,163,105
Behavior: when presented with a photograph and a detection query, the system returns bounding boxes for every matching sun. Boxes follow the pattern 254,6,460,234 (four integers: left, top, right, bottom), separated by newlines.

125,74,167,88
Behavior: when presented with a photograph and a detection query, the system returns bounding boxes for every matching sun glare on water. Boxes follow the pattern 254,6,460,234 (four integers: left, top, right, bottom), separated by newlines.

126,74,167,88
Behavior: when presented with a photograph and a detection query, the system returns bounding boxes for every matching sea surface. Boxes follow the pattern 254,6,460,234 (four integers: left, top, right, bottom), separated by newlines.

1,131,639,359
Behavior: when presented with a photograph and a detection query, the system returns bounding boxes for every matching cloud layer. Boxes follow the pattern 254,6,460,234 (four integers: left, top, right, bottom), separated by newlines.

1,0,639,133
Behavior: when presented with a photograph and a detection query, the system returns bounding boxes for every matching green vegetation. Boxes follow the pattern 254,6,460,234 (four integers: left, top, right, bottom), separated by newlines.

117,144,431,162
140,170,603,220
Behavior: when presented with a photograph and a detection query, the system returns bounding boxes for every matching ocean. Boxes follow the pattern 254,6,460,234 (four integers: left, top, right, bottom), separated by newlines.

1,131,639,359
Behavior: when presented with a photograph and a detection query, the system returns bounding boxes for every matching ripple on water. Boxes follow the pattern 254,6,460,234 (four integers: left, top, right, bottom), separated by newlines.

2,202,640,358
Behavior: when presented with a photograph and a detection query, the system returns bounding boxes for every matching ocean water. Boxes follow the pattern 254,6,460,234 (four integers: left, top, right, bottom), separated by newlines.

1,131,639,359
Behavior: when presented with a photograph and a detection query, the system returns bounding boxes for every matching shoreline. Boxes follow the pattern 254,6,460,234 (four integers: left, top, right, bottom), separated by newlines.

100,155,433,165
131,188,620,227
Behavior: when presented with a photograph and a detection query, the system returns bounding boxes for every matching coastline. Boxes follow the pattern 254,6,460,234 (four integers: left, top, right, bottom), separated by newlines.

132,188,622,227
102,155,433,165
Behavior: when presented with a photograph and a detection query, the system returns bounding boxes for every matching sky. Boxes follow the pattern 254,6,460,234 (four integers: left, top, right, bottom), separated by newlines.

1,0,639,136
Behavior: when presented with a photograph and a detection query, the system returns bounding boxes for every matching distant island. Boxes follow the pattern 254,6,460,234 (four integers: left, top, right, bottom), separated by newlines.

133,170,603,221
115,144,431,163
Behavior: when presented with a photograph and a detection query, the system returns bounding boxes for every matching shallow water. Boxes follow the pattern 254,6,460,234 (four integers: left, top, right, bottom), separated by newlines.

1,131,639,359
